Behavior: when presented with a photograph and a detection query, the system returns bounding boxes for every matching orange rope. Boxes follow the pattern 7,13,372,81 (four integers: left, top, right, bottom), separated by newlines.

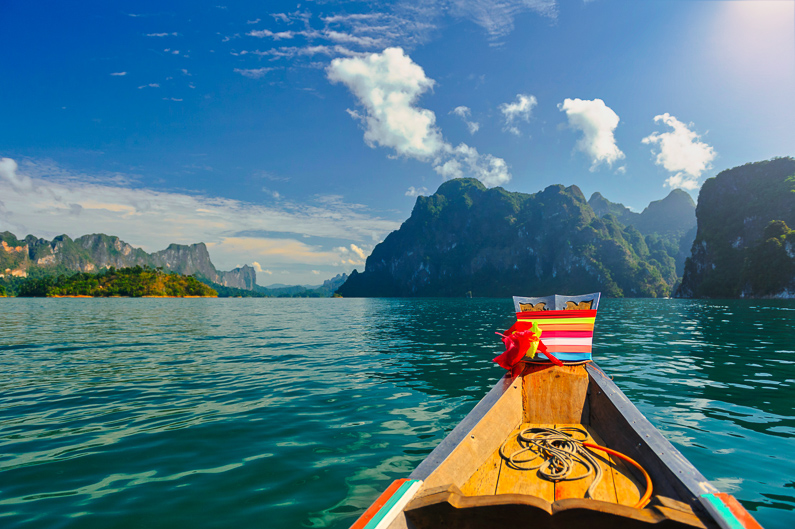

582,442,653,509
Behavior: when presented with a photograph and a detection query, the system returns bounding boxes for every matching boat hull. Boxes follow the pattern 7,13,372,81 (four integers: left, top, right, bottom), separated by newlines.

351,363,762,529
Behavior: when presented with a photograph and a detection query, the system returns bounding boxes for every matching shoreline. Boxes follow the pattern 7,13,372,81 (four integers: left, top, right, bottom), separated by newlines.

44,295,217,299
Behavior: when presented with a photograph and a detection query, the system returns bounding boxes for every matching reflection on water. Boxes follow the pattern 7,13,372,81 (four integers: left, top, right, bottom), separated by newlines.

0,298,792,528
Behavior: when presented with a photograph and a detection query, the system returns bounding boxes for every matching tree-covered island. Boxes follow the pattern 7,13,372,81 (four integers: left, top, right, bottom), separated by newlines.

11,266,217,298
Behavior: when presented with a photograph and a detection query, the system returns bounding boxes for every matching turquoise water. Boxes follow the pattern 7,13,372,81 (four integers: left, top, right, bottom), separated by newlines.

0,298,792,528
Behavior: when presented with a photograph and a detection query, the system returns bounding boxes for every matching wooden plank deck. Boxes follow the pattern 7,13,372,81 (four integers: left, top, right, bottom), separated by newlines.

460,422,643,507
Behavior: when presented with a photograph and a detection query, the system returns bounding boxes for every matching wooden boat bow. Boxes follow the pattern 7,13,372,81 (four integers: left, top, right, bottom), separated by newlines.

351,362,763,529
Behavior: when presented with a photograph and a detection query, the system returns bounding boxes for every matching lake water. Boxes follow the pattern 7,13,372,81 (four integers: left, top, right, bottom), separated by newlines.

1,298,793,528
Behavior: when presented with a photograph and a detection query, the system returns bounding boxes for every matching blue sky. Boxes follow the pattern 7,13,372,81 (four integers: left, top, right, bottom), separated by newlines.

1,0,793,285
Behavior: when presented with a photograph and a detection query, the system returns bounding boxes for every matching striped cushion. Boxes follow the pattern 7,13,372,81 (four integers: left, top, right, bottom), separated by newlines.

514,309,596,362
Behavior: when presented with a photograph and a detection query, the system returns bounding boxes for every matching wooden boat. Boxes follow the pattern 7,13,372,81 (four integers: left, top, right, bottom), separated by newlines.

351,296,763,529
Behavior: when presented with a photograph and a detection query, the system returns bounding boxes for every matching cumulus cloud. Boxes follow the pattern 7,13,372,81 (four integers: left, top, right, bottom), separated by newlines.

642,113,716,190
349,244,367,260
558,98,625,171
138,83,160,89
234,67,272,79
434,143,510,187
110,72,127,76
405,186,429,197
451,106,479,134
499,93,537,135
327,47,444,159
146,32,178,37
328,47,510,187
251,262,274,274
0,158,33,193
333,243,369,265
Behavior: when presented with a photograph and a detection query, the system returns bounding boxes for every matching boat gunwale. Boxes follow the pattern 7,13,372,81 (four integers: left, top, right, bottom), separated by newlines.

585,364,743,529
408,371,518,481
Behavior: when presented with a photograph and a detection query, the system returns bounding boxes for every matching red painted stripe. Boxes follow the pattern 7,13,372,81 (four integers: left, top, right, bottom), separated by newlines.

512,321,594,330
516,309,597,319
539,330,593,338
542,344,592,353
714,493,763,529
537,323,594,331
350,479,408,529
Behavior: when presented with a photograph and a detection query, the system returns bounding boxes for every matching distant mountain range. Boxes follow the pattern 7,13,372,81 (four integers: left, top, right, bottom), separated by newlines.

0,231,349,298
588,189,696,278
338,179,696,298
337,157,794,299
6,158,790,300
0,232,255,289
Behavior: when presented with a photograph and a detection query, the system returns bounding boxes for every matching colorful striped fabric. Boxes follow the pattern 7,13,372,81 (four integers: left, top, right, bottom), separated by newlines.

514,309,596,362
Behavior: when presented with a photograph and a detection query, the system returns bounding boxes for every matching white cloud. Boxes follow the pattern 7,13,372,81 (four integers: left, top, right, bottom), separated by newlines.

262,187,281,199
327,47,444,160
138,83,160,89
234,67,272,79
251,262,273,274
642,113,716,190
146,32,178,37
451,106,480,134
558,98,625,171
448,0,557,43
322,13,384,24
0,157,399,284
349,244,367,260
405,186,429,197
110,72,127,76
247,29,295,40
332,243,369,266
434,143,510,187
499,93,537,135
323,30,384,48
236,45,347,60
247,19,261,24
163,98,183,102
328,47,510,187
0,158,33,193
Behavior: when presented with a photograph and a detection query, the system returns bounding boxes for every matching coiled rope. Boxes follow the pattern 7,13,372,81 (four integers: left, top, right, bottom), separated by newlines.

499,426,652,509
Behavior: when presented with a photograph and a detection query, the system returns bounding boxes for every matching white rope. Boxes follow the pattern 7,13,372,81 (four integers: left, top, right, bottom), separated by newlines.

499,426,604,499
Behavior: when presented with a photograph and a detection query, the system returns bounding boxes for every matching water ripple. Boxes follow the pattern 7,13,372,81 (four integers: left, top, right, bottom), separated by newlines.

0,297,792,528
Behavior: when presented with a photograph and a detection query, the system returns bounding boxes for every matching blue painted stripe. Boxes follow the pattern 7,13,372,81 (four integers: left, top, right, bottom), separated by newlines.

701,494,745,529
535,352,591,362
363,479,419,529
